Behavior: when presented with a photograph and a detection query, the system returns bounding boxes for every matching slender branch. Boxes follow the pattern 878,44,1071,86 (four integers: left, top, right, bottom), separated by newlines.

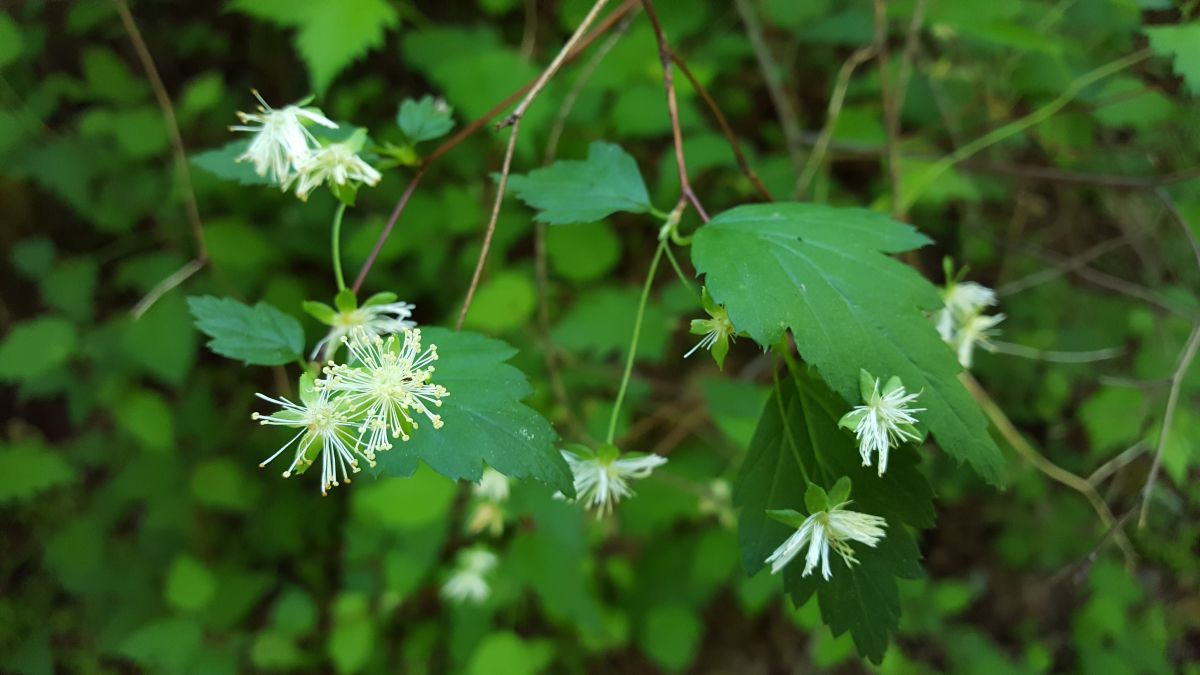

998,235,1131,297
114,0,209,316
962,373,1136,567
797,46,876,198
872,0,905,220
519,0,538,59
130,258,206,319
1156,187,1200,274
544,12,635,164
671,52,773,201
456,0,613,331
900,49,1151,211
732,0,805,191
1139,319,1200,527
989,341,1122,363
352,0,640,293
642,0,709,222
1087,442,1145,487
892,0,927,115
607,240,667,444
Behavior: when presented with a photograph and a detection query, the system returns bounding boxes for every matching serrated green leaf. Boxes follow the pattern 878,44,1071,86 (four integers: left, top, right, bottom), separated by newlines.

1146,24,1200,95
372,328,574,494
191,140,275,186
507,141,653,224
230,0,399,94
0,442,75,503
397,95,455,143
735,367,933,663
187,296,304,366
692,203,1005,484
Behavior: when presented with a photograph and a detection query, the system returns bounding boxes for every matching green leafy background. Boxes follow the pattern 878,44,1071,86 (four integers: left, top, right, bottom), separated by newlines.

3,0,1200,673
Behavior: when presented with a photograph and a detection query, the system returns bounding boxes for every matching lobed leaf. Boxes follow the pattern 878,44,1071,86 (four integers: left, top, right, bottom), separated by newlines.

507,141,653,224
692,203,1005,484
372,328,574,495
187,296,304,366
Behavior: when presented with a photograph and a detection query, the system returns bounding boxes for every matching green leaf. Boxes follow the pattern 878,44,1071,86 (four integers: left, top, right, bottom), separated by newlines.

165,555,217,612
692,203,1005,484
0,12,23,69
119,617,204,671
507,141,653,224
735,367,933,663
397,95,455,143
372,328,574,494
230,0,399,94
191,140,275,186
0,316,76,383
188,296,305,366
1146,24,1200,95
0,442,75,504
638,605,703,672
461,270,536,333
467,632,553,675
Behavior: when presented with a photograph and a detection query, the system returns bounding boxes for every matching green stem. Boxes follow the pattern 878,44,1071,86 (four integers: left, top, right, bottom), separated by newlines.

606,239,666,445
900,49,1150,211
331,202,348,292
663,243,696,296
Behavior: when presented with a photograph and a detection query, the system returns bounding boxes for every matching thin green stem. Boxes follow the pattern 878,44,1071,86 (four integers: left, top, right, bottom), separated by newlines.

772,362,811,484
900,49,1150,211
331,202,348,292
606,239,666,445
663,243,696,296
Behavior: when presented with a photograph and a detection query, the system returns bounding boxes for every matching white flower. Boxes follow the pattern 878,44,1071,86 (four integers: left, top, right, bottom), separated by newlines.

230,90,337,185
473,468,510,502
837,371,924,476
311,300,416,361
765,504,887,579
561,446,667,517
251,386,363,495
952,312,1005,368
441,549,498,604
287,141,382,201
323,328,448,456
685,287,736,368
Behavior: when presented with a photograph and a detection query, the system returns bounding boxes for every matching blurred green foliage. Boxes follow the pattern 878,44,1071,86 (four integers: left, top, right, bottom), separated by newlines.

3,0,1200,672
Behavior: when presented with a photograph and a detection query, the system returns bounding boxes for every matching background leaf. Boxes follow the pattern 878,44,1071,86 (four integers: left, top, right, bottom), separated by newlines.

1146,24,1200,95
0,442,75,504
507,142,654,224
692,203,1006,484
187,296,304,366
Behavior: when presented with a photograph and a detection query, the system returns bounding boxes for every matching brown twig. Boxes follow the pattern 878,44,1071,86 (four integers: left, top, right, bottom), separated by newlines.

962,372,1136,567
732,0,805,192
352,0,640,295
892,0,927,115
797,46,876,198
872,0,904,220
641,0,709,222
671,52,773,202
114,0,209,317
1137,192,1200,525
455,0,614,330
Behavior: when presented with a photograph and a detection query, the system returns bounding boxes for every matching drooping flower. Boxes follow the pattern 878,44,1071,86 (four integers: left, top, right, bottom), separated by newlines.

323,328,448,457
467,468,511,537
305,291,417,361
230,90,337,185
560,444,667,517
287,138,382,202
837,370,924,476
251,383,363,495
765,503,887,579
952,312,1005,368
685,287,736,368
441,548,498,604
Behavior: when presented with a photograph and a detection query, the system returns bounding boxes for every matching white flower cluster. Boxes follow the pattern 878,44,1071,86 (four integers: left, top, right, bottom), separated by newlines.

252,328,448,495
766,502,887,580
559,445,667,518
936,280,1004,368
441,548,498,604
231,91,381,201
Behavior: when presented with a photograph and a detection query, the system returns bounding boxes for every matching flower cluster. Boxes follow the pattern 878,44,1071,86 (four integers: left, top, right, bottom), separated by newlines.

559,444,667,518
231,91,381,201
467,468,511,537
441,548,498,604
838,370,925,476
252,328,449,494
936,277,1004,368
766,501,888,580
